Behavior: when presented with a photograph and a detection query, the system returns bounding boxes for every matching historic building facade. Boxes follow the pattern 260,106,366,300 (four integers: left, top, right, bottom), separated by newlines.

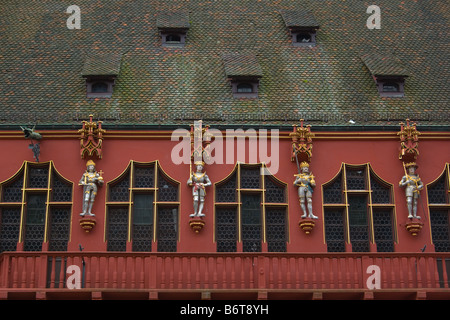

0,0,449,300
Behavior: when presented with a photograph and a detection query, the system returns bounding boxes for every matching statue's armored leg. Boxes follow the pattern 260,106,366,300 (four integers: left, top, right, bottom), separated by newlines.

87,193,96,216
190,197,198,217
406,197,413,219
197,199,205,217
299,196,307,218
307,197,318,219
80,192,89,216
413,196,420,219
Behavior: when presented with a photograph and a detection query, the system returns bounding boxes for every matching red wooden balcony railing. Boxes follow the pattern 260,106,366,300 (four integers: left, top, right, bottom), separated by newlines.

1,252,449,297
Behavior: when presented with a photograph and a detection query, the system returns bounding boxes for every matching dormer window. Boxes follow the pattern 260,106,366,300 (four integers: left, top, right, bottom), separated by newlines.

281,10,320,47
156,11,190,48
85,78,115,98
377,77,405,97
91,82,108,93
222,53,263,99
361,52,409,98
237,83,253,93
160,30,187,47
296,33,312,43
231,80,259,98
166,34,181,43
81,52,122,98
382,82,399,92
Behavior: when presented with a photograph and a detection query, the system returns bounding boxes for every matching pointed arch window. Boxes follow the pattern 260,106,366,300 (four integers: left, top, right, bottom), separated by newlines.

322,163,395,253
427,163,450,252
214,163,288,253
0,161,73,253
106,161,180,252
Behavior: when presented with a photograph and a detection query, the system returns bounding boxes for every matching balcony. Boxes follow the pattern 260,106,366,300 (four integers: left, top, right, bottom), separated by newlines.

0,252,449,300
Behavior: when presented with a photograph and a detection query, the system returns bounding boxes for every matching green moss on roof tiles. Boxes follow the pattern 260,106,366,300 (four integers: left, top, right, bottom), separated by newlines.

280,9,320,29
0,0,448,127
156,11,190,29
361,52,409,77
222,53,263,78
81,52,123,77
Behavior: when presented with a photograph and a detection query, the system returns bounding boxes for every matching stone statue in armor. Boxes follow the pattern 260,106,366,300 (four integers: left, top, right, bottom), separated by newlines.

187,161,211,218
294,161,318,219
79,160,104,216
399,162,423,219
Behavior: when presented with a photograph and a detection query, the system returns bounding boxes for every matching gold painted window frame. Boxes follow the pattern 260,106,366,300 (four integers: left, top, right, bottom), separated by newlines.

426,163,450,247
321,162,397,250
0,160,73,249
213,162,289,249
104,160,181,249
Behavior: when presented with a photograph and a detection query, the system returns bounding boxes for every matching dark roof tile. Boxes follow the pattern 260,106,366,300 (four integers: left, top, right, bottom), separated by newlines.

81,52,123,77
361,52,409,77
156,11,190,29
0,0,448,126
222,53,263,78
280,10,320,29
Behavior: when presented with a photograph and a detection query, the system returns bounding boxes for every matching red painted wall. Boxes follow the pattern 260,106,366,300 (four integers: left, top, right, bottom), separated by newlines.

0,131,448,253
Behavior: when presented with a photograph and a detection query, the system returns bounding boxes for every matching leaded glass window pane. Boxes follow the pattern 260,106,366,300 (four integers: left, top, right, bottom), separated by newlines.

48,207,71,251
370,173,391,204
24,194,46,251
158,171,178,202
240,167,261,189
28,166,49,189
216,172,237,203
52,174,72,202
323,173,343,204
109,173,130,202
324,208,345,252
132,193,153,252
2,172,24,202
241,193,261,252
0,207,20,252
216,207,237,252
430,209,450,252
373,209,394,252
134,166,154,188
428,175,448,204
264,176,285,203
346,167,366,190
157,206,178,252
107,207,128,251
348,195,369,252
266,207,287,252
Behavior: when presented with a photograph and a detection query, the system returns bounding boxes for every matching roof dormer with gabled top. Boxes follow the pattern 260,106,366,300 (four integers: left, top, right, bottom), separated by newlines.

280,9,320,47
361,52,409,98
81,52,123,98
156,11,190,48
222,53,263,99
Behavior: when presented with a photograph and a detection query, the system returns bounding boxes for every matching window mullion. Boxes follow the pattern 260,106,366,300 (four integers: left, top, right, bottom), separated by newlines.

128,162,134,243
18,162,28,243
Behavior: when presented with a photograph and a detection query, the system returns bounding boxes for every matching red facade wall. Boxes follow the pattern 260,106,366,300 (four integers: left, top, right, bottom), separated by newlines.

0,130,448,253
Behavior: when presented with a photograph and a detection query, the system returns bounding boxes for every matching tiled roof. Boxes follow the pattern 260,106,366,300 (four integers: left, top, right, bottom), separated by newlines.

222,53,263,78
280,10,320,29
361,52,409,78
81,52,123,77
0,0,448,127
156,11,190,29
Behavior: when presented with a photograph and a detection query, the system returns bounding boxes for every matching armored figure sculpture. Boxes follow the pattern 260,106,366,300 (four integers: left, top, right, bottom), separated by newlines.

399,162,423,219
294,162,318,219
79,160,104,216
187,161,211,218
